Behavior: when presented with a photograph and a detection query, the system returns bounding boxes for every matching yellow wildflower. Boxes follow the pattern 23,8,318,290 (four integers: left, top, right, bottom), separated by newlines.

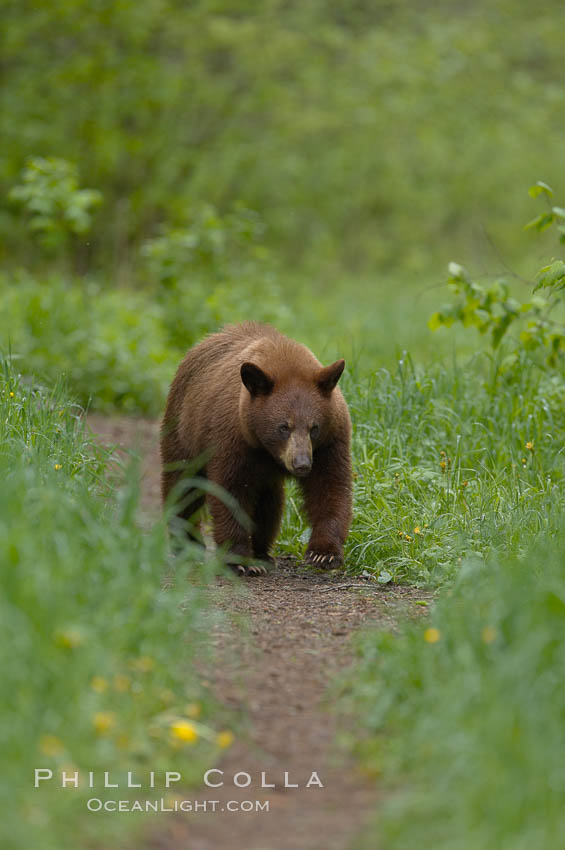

413,527,421,535
9,391,15,398
170,720,198,743
440,460,447,470
113,674,131,692
91,676,108,693
131,656,155,673
39,735,64,757
526,441,534,451
424,627,441,644
405,534,412,542
54,464,62,471
216,730,234,749
93,712,116,735
481,625,497,644
55,627,85,649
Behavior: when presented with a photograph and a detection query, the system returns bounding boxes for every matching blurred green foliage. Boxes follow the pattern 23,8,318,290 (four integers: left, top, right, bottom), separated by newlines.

430,183,565,367
0,273,173,414
345,535,565,850
141,202,267,289
140,201,280,348
0,359,229,850
0,268,292,414
8,157,102,253
2,0,564,277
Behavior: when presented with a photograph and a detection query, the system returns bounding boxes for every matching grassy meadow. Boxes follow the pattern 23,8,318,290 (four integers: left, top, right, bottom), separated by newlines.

344,534,565,850
0,363,233,850
2,1,565,848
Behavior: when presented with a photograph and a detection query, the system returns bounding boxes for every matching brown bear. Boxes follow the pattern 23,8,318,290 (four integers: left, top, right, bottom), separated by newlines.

160,322,352,576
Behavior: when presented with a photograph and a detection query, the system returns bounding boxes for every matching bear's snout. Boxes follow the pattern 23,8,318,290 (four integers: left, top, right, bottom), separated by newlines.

280,431,313,477
291,454,312,477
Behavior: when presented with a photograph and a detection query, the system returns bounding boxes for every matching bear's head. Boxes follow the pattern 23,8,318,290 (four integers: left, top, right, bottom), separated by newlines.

239,358,345,476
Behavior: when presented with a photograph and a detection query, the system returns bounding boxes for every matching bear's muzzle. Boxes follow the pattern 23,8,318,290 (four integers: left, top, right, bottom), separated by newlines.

280,432,312,477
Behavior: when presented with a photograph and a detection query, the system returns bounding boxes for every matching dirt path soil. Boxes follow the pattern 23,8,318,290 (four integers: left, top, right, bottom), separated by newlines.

88,416,428,850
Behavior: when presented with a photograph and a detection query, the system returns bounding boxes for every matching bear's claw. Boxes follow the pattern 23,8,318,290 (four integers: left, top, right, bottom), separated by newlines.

230,563,267,577
304,550,342,569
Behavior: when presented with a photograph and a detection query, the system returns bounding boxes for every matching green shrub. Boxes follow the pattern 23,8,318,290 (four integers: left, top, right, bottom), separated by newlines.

3,1,564,277
0,273,175,415
429,182,565,370
141,201,285,349
9,157,102,254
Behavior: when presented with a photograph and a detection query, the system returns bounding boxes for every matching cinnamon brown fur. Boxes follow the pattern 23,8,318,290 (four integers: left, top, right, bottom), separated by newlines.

161,322,352,574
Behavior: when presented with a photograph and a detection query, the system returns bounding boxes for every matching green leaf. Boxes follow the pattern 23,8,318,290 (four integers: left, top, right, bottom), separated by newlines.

492,321,511,349
528,181,554,198
474,308,491,325
535,260,565,291
524,213,555,232
520,329,542,350
544,590,565,617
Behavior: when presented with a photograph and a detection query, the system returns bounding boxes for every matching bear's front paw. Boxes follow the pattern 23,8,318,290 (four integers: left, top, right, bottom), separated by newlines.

229,563,268,578
304,549,343,569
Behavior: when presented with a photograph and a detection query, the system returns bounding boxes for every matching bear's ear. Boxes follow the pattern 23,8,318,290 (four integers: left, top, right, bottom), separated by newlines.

317,359,345,395
241,362,274,397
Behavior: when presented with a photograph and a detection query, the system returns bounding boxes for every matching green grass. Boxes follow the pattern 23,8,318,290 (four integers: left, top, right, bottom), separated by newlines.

3,243,565,850
4,2,565,844
278,349,565,584
344,533,565,850
4,259,565,591
0,359,231,850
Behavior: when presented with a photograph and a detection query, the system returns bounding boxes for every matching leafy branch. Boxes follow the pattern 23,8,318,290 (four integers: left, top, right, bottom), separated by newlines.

429,182,565,369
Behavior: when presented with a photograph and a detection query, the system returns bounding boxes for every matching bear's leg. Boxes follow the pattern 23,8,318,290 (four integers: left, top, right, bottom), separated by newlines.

162,466,206,544
299,439,353,569
207,486,266,578
251,483,285,563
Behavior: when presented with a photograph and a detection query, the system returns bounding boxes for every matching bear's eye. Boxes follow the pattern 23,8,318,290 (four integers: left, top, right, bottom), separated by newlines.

278,423,291,438
310,424,320,440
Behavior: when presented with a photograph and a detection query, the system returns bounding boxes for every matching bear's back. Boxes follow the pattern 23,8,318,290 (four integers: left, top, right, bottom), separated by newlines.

176,322,322,393
164,322,346,458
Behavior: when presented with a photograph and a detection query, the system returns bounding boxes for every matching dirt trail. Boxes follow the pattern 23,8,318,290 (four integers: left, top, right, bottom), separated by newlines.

88,416,427,850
